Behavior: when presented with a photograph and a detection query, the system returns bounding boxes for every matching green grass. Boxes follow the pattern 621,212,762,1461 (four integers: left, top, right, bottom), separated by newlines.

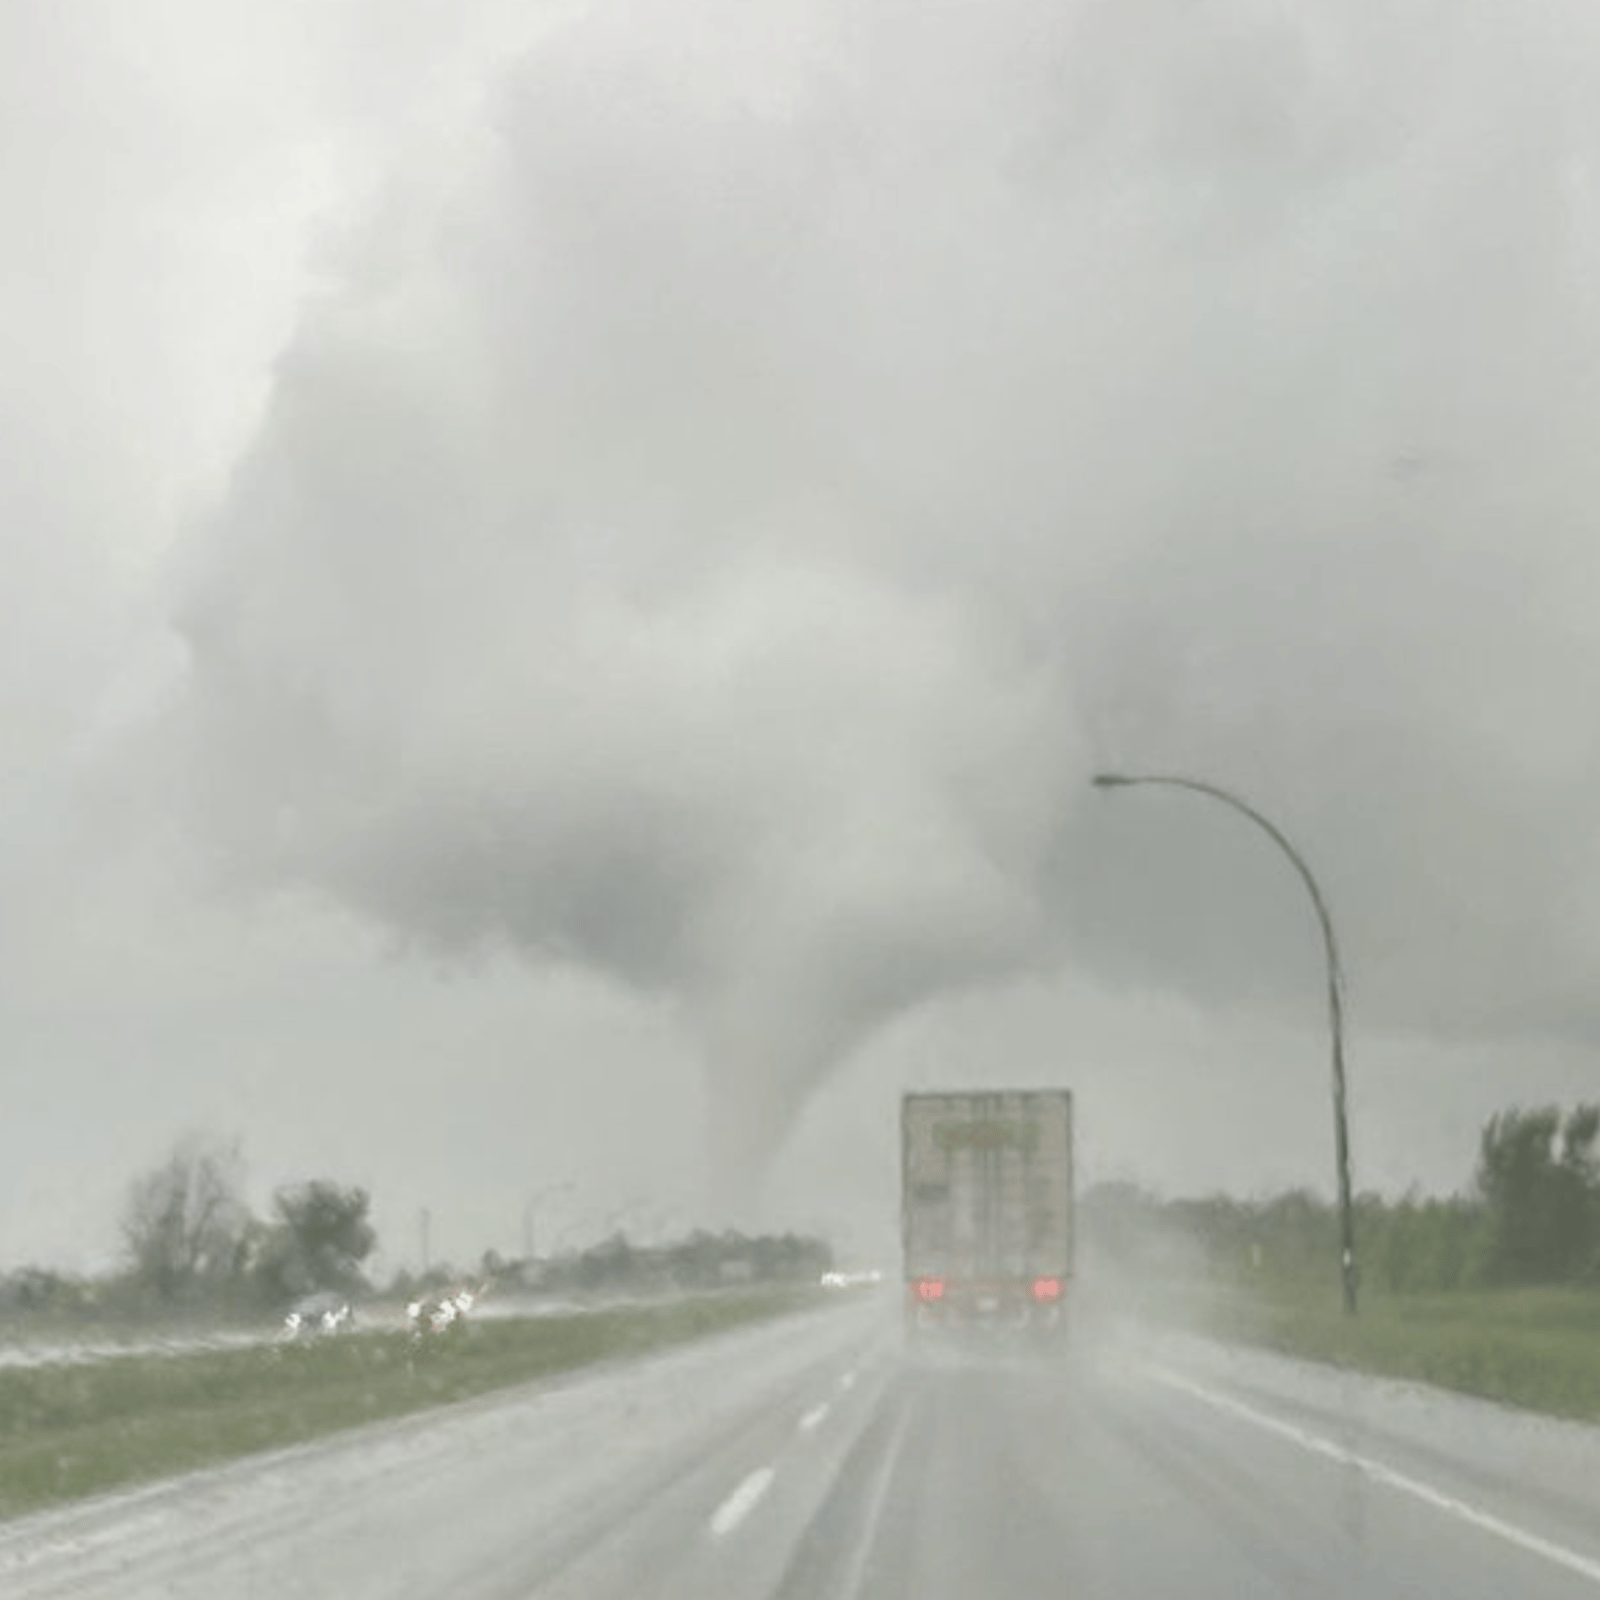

1200,1281,1600,1423
0,1289,821,1522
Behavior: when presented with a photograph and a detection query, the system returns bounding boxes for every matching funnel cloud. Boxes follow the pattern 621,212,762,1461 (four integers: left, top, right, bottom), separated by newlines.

139,0,1600,1214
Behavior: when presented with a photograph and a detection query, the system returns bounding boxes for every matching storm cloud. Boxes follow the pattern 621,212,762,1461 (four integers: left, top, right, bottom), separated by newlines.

166,0,1600,1202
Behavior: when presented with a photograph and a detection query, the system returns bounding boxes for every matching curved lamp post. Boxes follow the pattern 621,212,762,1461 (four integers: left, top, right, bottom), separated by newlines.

1091,772,1358,1316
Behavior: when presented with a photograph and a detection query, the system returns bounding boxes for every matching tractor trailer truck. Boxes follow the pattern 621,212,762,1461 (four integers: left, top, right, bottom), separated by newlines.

901,1089,1074,1341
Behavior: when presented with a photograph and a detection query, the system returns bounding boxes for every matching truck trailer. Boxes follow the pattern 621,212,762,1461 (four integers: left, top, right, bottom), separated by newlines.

901,1089,1074,1342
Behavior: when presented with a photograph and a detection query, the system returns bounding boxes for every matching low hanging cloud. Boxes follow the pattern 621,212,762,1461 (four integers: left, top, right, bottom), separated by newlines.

167,0,1600,1199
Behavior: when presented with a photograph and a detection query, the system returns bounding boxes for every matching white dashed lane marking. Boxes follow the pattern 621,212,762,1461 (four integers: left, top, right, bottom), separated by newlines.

708,1360,867,1543
708,1467,776,1539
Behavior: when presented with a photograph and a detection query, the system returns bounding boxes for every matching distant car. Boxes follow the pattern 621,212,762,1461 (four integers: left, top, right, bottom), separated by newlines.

280,1291,355,1341
820,1268,884,1289
406,1286,476,1340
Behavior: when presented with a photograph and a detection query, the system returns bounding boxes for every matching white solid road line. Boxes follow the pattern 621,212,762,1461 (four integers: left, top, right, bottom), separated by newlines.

799,1403,831,1434
1149,1367,1600,1588
709,1467,777,1539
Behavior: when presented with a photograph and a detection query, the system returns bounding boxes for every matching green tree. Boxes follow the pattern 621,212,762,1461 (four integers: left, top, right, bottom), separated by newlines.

1423,1196,1483,1290
121,1136,252,1305
253,1181,376,1304
1369,1192,1483,1292
1476,1104,1599,1285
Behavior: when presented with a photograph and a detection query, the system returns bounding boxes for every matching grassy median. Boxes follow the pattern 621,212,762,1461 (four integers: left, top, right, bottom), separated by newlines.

1202,1282,1600,1423
0,1289,821,1522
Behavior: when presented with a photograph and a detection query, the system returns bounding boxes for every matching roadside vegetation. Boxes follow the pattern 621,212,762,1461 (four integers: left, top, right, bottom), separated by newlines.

0,1287,826,1521
1,1133,834,1339
0,1131,841,1519
1206,1283,1600,1422
1085,1102,1600,1423
1,1135,379,1332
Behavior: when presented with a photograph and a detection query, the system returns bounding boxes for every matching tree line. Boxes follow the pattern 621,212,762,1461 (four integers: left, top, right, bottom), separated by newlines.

393,1228,833,1304
518,1227,831,1296
1,1134,835,1322
1084,1103,1600,1293
0,1135,376,1319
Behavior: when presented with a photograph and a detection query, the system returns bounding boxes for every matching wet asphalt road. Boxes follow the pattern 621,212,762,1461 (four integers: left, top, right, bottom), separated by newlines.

3,1295,1598,1598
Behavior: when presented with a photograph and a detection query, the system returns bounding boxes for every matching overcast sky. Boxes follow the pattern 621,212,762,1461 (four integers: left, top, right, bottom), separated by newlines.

5,0,1600,1274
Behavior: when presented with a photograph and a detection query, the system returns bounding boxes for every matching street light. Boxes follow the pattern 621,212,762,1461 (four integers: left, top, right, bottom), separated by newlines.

1091,772,1359,1316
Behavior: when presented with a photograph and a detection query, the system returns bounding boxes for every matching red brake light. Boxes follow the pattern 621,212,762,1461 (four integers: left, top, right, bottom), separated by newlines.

1031,1277,1062,1302
916,1278,945,1301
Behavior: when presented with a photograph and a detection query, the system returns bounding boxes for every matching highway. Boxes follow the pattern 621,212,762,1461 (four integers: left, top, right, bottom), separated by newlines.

2,1293,1598,1598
